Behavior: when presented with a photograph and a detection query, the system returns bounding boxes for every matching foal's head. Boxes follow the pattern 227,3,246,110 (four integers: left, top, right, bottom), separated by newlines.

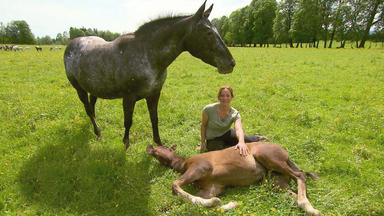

146,145,178,167
183,2,235,74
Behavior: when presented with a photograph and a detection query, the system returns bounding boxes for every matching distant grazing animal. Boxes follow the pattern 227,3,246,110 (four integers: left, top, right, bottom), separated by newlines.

35,46,42,51
13,46,23,51
147,143,322,216
63,1,235,149
50,47,61,51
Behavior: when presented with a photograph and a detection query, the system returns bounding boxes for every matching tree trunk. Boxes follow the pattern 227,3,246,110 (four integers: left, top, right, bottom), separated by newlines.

289,39,294,48
359,0,381,48
328,28,335,48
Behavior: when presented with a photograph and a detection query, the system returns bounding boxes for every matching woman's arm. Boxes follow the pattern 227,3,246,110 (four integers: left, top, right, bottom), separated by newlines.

199,111,209,151
234,118,250,156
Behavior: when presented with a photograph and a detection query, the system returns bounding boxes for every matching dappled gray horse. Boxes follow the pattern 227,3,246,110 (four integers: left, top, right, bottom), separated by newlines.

64,1,235,149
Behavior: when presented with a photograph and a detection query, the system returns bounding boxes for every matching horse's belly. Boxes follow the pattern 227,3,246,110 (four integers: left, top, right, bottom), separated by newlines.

211,161,266,186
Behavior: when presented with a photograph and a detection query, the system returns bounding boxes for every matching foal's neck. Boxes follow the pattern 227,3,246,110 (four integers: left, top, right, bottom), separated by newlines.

170,154,187,174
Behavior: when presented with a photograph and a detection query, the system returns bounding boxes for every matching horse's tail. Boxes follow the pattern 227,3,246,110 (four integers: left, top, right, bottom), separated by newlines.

287,158,319,180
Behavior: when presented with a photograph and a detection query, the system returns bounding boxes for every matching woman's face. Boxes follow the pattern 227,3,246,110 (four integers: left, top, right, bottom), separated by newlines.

218,88,233,105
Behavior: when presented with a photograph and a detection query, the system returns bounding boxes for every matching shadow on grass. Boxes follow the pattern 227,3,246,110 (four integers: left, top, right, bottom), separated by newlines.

18,122,157,216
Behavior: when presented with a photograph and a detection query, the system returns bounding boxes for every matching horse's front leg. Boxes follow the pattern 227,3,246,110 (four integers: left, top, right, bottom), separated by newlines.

123,97,137,150
146,91,162,145
172,164,220,207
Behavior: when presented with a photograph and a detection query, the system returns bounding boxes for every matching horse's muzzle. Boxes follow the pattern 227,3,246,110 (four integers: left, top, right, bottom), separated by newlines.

146,145,154,154
218,59,235,74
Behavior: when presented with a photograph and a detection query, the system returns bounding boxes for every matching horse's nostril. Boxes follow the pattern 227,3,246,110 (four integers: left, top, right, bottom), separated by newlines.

231,59,236,67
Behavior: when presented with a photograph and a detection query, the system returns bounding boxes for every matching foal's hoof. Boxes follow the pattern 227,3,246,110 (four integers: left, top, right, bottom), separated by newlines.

210,197,221,206
219,201,239,211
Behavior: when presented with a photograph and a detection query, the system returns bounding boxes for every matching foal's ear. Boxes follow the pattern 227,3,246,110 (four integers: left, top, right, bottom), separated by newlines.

193,0,207,21
204,4,213,18
171,144,177,151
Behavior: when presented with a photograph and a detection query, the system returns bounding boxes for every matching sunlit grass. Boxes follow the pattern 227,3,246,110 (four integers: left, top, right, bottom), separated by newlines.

0,46,383,215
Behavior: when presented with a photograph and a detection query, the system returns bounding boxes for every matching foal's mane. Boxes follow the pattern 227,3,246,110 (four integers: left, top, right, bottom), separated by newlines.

134,15,190,37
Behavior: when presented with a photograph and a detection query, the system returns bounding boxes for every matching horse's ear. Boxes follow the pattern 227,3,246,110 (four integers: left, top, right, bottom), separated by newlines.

192,0,207,22
204,4,213,18
171,144,177,151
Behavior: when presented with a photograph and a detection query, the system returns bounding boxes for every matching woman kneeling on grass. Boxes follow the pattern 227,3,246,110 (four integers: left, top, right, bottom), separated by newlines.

196,86,268,156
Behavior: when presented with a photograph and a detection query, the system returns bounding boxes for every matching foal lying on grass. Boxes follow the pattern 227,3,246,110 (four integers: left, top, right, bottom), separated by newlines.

146,142,322,216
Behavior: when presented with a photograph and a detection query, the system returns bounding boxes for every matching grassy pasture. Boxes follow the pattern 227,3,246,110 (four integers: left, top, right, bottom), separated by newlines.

0,46,383,216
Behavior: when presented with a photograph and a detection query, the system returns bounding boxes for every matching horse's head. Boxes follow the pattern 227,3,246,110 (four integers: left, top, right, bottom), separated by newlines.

146,144,178,168
183,1,235,74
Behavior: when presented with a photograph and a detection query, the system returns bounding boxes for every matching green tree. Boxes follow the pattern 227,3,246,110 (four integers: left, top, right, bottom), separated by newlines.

5,20,35,44
69,27,85,39
225,8,249,46
0,22,6,44
328,0,344,48
319,0,337,48
249,0,277,47
273,0,299,47
358,0,384,48
36,35,53,45
291,0,322,47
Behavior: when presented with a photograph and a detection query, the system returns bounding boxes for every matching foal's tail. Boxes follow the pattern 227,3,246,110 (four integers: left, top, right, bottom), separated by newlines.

287,158,319,180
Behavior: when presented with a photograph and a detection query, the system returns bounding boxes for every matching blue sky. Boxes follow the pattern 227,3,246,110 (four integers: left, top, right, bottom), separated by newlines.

1,0,252,38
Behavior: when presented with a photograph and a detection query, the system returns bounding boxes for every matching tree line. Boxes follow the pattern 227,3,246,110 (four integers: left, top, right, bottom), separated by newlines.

212,0,384,48
0,21,121,45
1,0,383,48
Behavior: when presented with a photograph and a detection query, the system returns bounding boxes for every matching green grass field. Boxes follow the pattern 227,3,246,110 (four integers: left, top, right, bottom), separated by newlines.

0,46,383,216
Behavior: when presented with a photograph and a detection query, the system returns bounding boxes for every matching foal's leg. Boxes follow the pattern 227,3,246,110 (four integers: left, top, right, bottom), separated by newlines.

197,184,240,211
172,164,220,207
197,184,225,199
146,91,162,145
122,97,136,149
265,161,322,216
76,89,101,138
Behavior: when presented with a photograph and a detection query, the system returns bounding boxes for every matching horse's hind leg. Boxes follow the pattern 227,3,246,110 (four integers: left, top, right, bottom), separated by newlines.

146,91,162,145
269,161,322,216
122,97,137,150
76,88,101,138
89,95,97,118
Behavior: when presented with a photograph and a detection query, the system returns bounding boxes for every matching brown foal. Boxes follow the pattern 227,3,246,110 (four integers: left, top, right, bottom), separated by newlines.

146,142,322,216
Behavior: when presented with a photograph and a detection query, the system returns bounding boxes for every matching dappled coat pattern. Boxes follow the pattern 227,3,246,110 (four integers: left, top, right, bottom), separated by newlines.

63,1,235,149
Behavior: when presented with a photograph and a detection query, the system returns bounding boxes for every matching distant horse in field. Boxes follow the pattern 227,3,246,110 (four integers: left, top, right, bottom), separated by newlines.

35,46,42,51
64,1,235,149
147,143,322,216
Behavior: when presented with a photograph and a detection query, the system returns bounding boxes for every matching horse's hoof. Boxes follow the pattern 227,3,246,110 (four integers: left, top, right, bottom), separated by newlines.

211,197,221,205
154,139,163,146
123,138,129,150
219,201,239,210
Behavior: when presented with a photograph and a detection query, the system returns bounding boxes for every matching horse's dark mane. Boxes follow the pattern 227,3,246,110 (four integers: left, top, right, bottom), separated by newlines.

135,15,190,37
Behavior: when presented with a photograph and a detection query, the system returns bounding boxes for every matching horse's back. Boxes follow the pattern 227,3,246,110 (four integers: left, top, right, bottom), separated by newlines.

64,36,109,70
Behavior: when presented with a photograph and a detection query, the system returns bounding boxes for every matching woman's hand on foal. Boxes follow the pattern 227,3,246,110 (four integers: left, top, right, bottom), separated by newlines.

234,142,250,157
